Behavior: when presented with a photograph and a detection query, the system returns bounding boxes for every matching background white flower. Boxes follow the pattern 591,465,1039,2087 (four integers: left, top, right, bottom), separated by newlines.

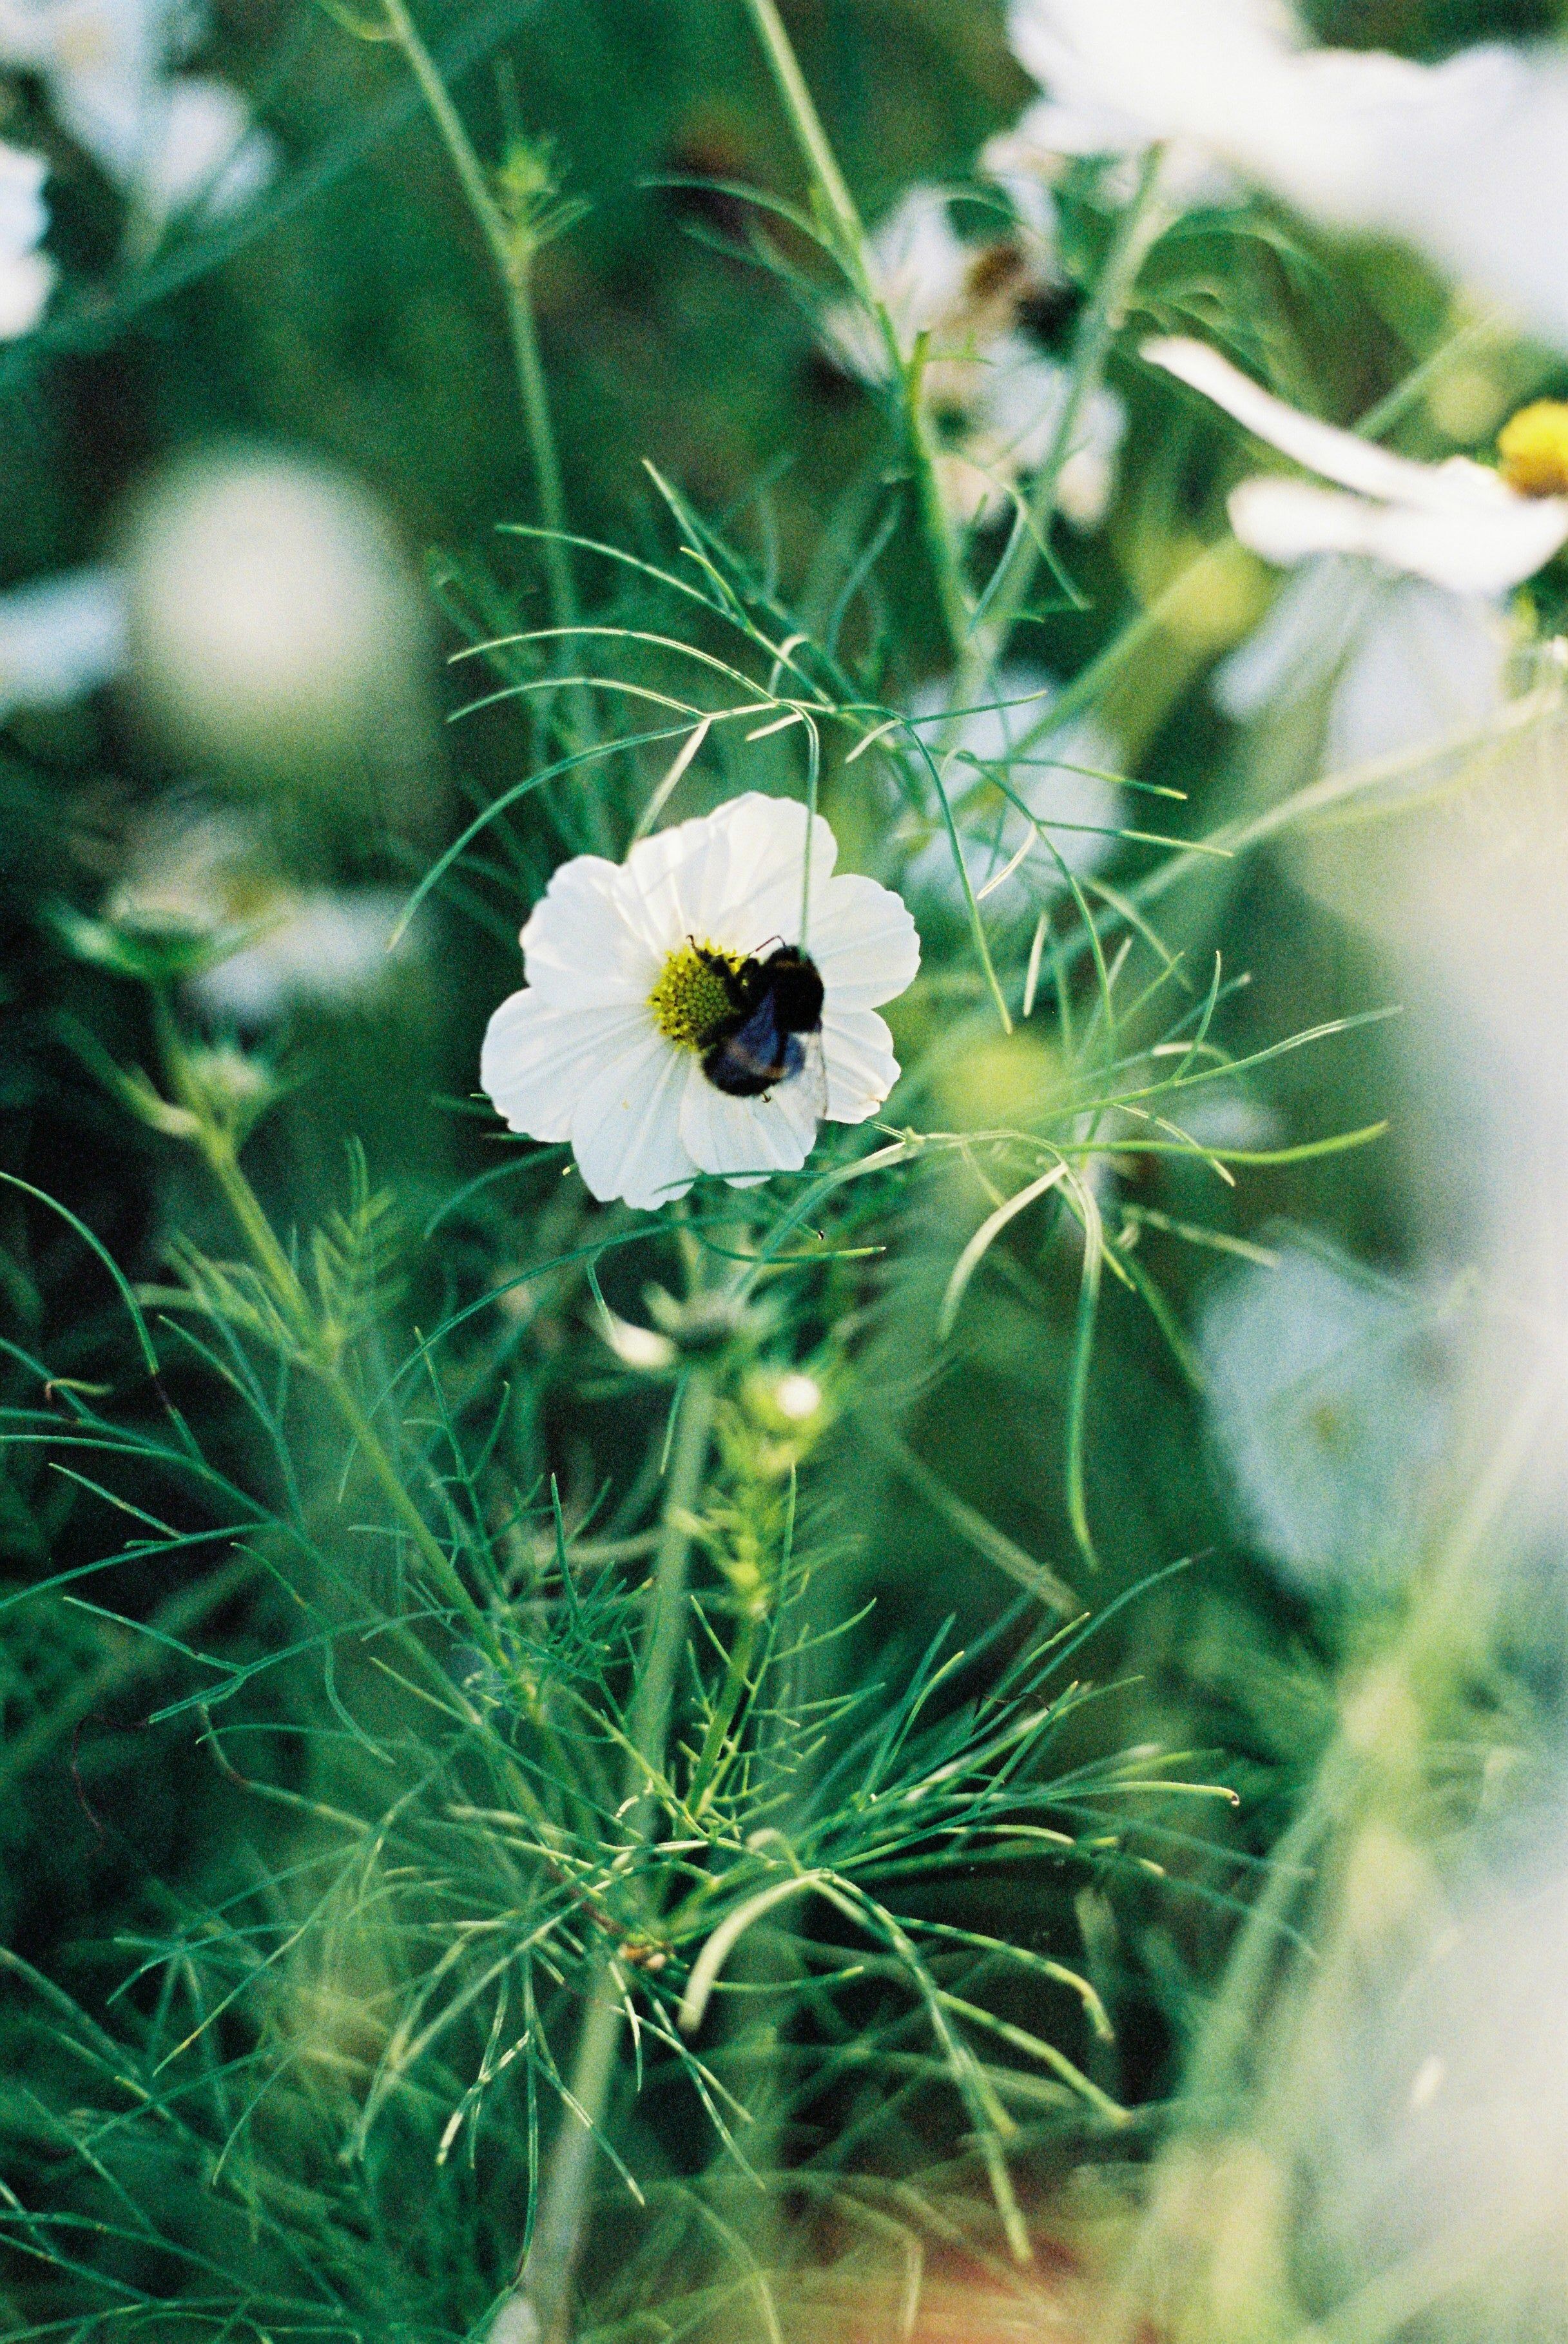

1215,557,1513,779
480,794,920,1212
1147,336,1568,599
1006,0,1568,351
1200,1237,1454,1589
0,0,275,223
0,565,124,709
900,666,1124,916
0,141,53,338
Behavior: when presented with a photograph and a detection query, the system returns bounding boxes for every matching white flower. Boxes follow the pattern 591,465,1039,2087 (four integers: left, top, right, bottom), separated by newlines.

820,184,1052,386
110,805,413,1025
0,142,53,338
939,333,1125,528
122,450,429,773
479,795,920,1213
67,74,276,220
1147,336,1568,597
1199,1237,1452,1587
0,565,124,710
1215,557,1513,777
0,0,273,222
900,665,1123,915
1007,0,1568,350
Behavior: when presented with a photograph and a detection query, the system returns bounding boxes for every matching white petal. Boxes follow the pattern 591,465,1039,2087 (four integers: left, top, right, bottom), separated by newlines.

1321,579,1509,775
821,1007,900,1125
679,1059,818,1183
704,793,840,953
481,994,651,1144
521,852,661,1009
570,1027,697,1210
1228,476,1568,596
1214,556,1380,719
808,873,920,1011
1145,338,1488,514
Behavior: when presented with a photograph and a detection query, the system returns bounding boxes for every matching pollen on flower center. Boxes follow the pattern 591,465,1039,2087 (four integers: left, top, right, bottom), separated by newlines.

648,941,743,1049
1497,401,1568,499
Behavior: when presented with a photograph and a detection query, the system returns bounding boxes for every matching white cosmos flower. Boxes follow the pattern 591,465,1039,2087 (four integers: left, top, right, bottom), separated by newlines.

1200,1237,1453,1588
0,142,53,338
0,0,273,222
939,332,1125,528
1147,336,1568,597
0,565,124,711
479,795,920,1213
819,184,1052,387
900,665,1123,915
1008,0,1568,350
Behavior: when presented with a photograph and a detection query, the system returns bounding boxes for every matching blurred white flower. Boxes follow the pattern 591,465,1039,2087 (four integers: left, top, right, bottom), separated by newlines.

0,0,274,223
1215,557,1513,776
1007,0,1568,349
1147,337,1568,597
900,665,1124,915
938,332,1125,528
110,805,412,1025
480,795,919,1213
1200,1237,1453,1587
0,565,125,711
0,142,53,337
820,186,977,383
1304,1827,1568,2342
816,186,1125,532
122,450,429,774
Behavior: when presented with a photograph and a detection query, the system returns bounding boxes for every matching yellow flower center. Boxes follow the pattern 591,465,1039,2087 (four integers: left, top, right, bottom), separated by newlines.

1497,400,1568,498
648,940,744,1049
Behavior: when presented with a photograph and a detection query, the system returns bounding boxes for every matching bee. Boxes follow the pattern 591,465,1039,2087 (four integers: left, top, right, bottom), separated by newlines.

695,942,826,1101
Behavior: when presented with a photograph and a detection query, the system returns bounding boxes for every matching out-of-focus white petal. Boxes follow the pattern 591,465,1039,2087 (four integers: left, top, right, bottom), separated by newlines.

1228,476,1568,596
0,245,53,336
819,186,973,380
678,1060,817,1181
481,995,652,1147
520,853,661,1010
807,874,920,1012
1217,558,1512,777
1012,3,1568,352
1200,1237,1453,1587
1214,556,1380,719
1319,577,1511,777
820,1007,900,1125
0,566,124,708
570,1029,698,1210
192,891,408,1025
1146,338,1476,512
902,666,1124,913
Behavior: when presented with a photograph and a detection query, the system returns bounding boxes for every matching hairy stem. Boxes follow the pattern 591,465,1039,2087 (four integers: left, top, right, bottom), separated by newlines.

514,1370,717,2341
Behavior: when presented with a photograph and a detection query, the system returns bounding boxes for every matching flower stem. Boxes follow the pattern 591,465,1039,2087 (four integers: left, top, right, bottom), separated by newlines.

512,1370,717,2342
961,148,1169,692
378,0,579,638
740,0,971,657
191,1119,478,1624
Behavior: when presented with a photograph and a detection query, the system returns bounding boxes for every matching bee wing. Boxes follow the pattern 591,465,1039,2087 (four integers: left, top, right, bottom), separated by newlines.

796,1028,829,1121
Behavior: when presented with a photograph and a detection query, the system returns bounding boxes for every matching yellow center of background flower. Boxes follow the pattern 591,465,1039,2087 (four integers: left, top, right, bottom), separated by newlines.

1497,400,1568,498
648,941,744,1048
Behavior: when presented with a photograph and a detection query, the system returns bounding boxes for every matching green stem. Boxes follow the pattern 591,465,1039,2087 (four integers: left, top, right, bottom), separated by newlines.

740,0,968,657
513,1371,717,2341
196,1128,478,1624
378,0,579,637
961,149,1169,694
740,0,862,252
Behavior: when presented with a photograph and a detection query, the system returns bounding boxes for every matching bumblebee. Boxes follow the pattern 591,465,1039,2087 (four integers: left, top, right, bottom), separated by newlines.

694,942,826,1099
